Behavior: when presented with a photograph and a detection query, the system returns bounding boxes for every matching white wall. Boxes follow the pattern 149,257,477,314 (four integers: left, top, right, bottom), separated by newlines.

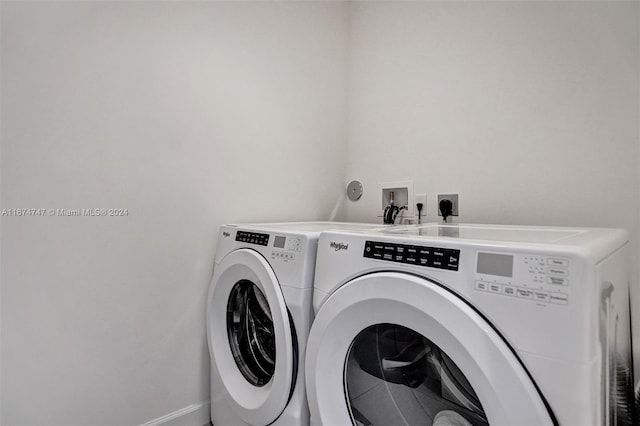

345,0,640,385
3,1,639,424
0,2,348,425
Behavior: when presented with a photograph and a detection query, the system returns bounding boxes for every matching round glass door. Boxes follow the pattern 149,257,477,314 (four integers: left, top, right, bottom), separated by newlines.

345,323,488,426
305,272,554,426
207,249,295,425
227,279,276,387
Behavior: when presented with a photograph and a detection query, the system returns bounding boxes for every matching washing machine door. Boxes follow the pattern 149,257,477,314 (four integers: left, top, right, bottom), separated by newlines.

207,249,295,425
306,272,555,426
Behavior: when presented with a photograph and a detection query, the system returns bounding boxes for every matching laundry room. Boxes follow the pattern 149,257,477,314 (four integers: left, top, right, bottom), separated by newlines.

1,1,638,426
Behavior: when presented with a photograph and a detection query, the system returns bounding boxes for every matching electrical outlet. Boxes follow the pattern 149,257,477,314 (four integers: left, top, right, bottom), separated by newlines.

437,194,459,216
415,194,427,223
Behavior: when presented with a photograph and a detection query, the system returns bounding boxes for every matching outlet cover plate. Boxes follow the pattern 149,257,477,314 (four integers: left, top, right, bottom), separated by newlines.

437,193,459,216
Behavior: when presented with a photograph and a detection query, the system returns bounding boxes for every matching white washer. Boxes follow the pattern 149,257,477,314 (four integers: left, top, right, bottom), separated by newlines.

207,221,388,426
306,223,634,426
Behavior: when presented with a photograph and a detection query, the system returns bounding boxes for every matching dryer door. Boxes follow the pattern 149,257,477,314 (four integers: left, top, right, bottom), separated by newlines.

207,249,295,425
306,272,555,426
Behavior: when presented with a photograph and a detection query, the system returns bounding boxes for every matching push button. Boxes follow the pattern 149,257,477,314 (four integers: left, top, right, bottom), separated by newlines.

533,291,550,302
548,258,569,267
488,283,502,294
547,267,569,277
503,285,516,296
549,292,569,305
475,281,488,292
516,288,533,299
548,276,569,286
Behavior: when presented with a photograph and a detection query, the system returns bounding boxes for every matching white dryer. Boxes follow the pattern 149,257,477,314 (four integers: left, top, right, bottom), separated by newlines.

207,221,387,426
305,223,634,426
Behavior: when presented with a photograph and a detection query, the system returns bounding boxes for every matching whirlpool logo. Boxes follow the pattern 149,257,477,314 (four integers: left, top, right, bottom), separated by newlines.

329,241,349,251
222,232,231,238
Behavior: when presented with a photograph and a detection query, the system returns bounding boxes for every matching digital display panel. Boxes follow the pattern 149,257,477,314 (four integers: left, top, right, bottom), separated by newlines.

476,252,513,278
273,236,286,249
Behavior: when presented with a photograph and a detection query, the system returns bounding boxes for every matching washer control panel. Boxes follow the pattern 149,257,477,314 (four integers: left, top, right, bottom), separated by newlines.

363,240,460,271
270,235,302,262
474,252,571,306
236,231,269,246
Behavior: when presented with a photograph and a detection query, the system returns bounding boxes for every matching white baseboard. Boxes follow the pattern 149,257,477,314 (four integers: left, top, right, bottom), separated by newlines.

140,401,210,426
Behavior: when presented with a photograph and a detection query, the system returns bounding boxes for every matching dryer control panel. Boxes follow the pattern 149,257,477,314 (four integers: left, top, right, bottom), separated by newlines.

363,240,460,271
474,252,570,306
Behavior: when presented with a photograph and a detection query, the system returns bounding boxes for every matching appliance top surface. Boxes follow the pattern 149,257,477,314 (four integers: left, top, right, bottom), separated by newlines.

227,221,389,234
385,223,584,243
335,223,628,250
